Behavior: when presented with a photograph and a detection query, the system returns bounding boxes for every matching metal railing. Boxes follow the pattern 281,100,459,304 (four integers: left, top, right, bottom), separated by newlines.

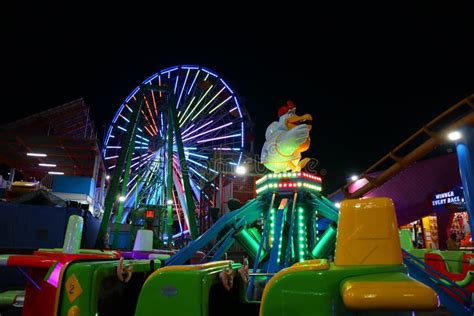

330,94,474,199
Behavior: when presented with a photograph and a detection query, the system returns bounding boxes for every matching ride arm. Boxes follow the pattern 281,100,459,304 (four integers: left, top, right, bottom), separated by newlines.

437,271,473,288
166,198,265,266
340,273,438,310
0,255,56,268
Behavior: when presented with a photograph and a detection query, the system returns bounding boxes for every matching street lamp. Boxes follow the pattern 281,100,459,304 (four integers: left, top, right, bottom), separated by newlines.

350,175,358,181
235,165,247,175
118,196,126,202
447,130,462,141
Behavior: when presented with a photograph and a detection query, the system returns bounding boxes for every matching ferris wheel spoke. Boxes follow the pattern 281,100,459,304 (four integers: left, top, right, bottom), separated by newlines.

173,75,179,95
195,133,242,144
208,99,240,122
182,122,233,143
208,95,233,115
185,115,243,142
181,120,214,139
143,125,155,137
189,88,225,123
117,125,127,132
190,87,226,121
124,103,133,113
186,158,218,175
150,91,159,116
158,75,162,97
187,70,200,96
188,166,208,182
119,113,130,123
180,123,195,136
136,134,150,143
174,153,213,184
176,69,190,108
180,84,215,126
178,96,196,122
144,95,159,132
185,152,208,160
140,110,157,135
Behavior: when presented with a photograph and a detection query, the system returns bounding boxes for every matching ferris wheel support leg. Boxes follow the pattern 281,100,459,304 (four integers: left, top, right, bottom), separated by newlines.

113,144,134,249
96,88,145,248
166,106,174,247
169,100,199,240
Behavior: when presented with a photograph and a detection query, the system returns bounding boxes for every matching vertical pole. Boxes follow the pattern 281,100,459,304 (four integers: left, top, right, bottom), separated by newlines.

166,108,174,246
455,126,474,235
268,204,285,274
134,153,143,210
99,170,106,209
96,88,145,248
8,168,15,183
284,192,298,267
91,154,100,213
219,174,223,215
220,150,224,215
169,98,199,239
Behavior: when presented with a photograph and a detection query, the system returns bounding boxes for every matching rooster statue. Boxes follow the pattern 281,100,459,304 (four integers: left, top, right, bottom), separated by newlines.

261,101,313,172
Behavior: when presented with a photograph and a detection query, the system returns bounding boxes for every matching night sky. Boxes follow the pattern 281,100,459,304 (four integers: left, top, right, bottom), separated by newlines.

2,3,473,193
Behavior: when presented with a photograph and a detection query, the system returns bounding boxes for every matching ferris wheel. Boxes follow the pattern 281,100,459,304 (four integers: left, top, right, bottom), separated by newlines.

98,65,247,246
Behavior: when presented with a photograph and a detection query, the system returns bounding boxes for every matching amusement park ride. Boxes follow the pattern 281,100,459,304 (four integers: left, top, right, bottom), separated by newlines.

2,65,474,315
97,65,248,248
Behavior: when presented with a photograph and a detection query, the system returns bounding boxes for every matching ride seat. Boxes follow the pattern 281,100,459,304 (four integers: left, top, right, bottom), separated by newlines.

336,198,438,310
429,250,469,274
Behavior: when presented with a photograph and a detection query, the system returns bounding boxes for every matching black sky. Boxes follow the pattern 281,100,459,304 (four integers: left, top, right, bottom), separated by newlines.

2,2,474,193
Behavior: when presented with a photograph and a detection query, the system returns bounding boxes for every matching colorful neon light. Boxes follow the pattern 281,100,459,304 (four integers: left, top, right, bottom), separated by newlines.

189,166,207,181
179,96,196,123
151,91,158,116
203,68,218,77
187,70,200,95
183,122,232,142
197,133,241,143
187,158,218,174
189,84,214,121
27,153,47,157
185,152,208,159
176,69,190,108
181,123,195,136
220,78,234,94
209,95,232,114
103,65,246,242
181,120,214,139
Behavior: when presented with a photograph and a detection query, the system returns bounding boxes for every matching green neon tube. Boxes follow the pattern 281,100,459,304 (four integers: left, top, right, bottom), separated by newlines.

311,224,337,259
234,228,266,261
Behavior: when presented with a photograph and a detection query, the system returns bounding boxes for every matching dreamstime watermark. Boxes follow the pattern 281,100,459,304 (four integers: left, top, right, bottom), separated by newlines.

158,153,327,178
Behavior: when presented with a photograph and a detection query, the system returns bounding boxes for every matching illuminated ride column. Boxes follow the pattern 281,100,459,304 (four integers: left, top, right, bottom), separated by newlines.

455,126,474,236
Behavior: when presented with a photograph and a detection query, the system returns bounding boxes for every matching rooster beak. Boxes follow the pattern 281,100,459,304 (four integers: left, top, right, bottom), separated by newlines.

285,113,313,130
